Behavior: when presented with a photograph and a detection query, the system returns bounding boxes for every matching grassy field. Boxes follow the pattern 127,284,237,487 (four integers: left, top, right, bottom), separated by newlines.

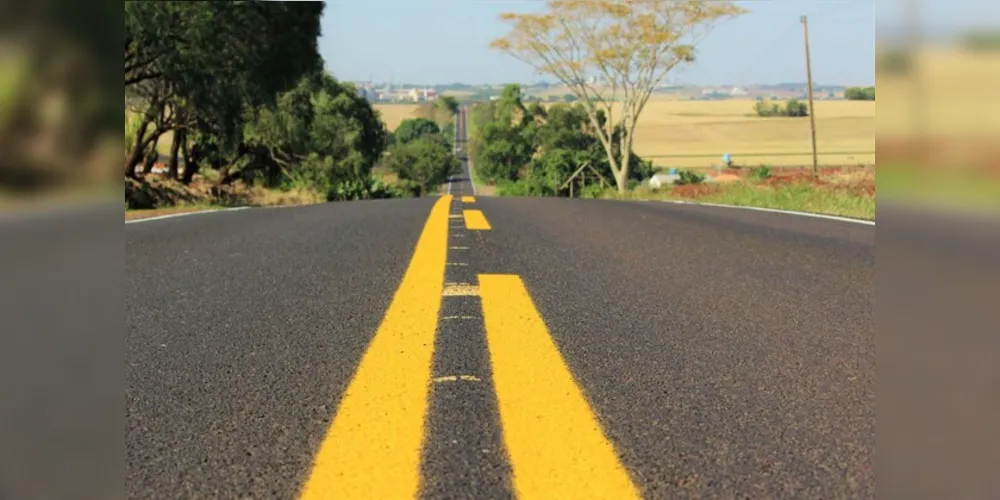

375,103,422,132
417,97,874,169
602,167,876,220
630,99,874,168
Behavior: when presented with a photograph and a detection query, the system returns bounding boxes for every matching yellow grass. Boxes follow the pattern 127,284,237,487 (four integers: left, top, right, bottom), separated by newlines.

876,47,1000,137
630,99,875,168
375,104,421,131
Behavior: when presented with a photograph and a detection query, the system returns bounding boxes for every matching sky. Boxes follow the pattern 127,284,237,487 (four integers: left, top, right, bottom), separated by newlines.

320,0,879,87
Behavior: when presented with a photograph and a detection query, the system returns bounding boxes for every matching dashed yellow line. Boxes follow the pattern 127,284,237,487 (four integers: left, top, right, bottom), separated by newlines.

478,274,640,499
463,209,491,231
461,196,476,203
298,195,452,499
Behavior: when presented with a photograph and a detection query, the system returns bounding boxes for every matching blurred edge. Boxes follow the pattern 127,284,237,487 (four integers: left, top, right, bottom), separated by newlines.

0,1,120,499
876,0,1000,216
0,0,120,212
878,2,1000,500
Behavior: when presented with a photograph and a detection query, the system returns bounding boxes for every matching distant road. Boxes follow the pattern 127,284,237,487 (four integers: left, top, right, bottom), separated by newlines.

126,165,874,498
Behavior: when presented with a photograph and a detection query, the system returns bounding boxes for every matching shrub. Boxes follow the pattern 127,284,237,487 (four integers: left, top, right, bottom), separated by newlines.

784,99,809,117
326,176,405,201
749,165,772,180
580,183,606,199
495,179,533,197
844,86,875,101
753,98,809,117
675,169,705,185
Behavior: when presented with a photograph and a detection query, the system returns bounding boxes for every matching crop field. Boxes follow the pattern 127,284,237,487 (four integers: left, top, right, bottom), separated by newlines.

631,99,874,169
385,98,874,169
375,103,422,132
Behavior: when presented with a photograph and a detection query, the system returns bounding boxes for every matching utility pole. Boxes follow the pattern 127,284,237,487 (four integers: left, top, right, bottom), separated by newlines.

801,15,819,177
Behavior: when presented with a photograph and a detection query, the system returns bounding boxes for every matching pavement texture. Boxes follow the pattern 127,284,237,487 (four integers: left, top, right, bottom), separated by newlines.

124,107,877,498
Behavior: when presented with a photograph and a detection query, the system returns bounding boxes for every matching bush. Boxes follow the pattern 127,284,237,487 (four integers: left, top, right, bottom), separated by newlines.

784,99,809,117
383,134,459,195
394,118,441,145
495,179,533,197
326,176,405,201
844,86,875,101
753,98,809,117
749,165,772,180
675,169,705,186
580,183,606,199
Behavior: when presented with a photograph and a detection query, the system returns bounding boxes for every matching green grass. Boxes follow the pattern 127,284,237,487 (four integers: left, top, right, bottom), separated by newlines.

687,183,875,220
603,181,875,220
876,165,1000,211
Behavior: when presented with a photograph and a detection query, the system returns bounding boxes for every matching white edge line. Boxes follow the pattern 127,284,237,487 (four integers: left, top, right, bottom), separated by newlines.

468,161,478,196
125,206,250,225
660,200,875,226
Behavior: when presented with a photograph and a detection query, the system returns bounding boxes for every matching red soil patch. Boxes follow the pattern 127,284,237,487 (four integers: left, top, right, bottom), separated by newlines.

761,172,828,187
671,183,722,198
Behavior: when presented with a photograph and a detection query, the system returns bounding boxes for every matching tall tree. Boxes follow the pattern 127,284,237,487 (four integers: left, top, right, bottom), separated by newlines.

491,0,745,192
124,1,324,178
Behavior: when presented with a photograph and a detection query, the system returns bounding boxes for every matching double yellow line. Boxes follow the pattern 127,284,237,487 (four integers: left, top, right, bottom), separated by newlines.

299,196,638,499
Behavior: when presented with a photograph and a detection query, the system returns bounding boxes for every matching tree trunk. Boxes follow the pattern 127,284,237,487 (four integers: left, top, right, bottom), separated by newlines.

142,137,160,176
182,139,200,184
167,129,182,179
614,169,628,194
125,118,153,177
179,131,195,184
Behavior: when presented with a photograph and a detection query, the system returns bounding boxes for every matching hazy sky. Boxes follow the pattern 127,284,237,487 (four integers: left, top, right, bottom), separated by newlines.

320,0,876,86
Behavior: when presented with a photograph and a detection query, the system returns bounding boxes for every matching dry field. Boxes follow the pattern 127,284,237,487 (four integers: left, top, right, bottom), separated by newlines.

393,95,872,169
877,47,1000,138
631,99,875,168
375,103,421,132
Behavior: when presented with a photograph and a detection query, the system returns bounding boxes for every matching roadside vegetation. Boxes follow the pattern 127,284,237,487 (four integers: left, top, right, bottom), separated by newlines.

124,1,459,212
468,0,874,219
468,84,654,197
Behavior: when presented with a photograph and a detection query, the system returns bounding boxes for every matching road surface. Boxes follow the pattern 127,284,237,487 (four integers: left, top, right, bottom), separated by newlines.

126,108,874,498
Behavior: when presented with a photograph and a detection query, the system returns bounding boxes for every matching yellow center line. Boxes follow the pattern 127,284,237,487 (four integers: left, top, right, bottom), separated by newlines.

461,196,476,203
478,274,640,499
298,195,452,499
463,209,491,231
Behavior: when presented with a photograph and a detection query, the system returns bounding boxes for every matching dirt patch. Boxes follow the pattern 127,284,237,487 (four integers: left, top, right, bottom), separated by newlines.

710,174,742,183
761,172,828,187
125,175,323,210
671,183,722,198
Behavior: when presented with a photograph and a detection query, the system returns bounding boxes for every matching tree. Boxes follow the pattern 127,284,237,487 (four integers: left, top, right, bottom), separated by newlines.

844,86,875,101
384,135,458,195
394,118,441,145
124,1,324,178
491,0,746,193
752,98,809,118
562,94,578,102
242,73,388,190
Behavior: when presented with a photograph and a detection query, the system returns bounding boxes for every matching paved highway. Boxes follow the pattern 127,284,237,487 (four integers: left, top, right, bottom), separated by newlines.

126,109,874,498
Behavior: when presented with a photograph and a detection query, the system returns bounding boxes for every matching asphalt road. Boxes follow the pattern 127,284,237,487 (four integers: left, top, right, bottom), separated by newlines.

125,109,875,498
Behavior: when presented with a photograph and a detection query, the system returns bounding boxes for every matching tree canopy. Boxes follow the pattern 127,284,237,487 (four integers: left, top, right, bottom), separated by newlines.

384,134,459,196
469,84,654,196
394,118,441,145
124,1,327,181
490,0,745,192
844,86,875,101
